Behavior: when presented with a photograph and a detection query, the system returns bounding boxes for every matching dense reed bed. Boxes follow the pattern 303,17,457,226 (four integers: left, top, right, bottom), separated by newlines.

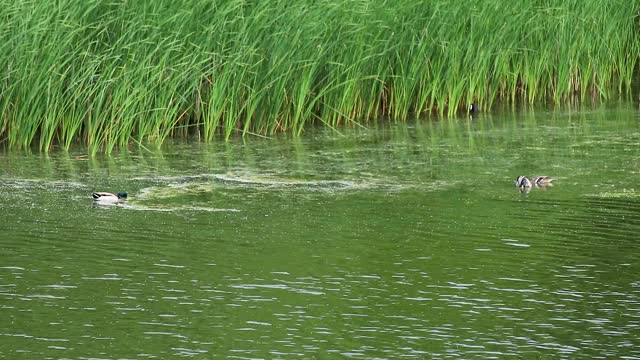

1,0,639,152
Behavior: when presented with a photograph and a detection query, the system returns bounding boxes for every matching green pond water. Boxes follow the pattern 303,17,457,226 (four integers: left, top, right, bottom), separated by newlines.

1,104,640,359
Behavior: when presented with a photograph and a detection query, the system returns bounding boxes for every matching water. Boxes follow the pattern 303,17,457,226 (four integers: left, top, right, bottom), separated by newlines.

1,105,640,359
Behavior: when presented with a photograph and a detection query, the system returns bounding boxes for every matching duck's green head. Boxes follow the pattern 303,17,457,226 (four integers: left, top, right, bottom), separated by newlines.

117,192,128,199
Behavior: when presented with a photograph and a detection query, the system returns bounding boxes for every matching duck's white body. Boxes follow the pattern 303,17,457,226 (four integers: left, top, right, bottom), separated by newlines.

92,192,127,204
515,176,532,189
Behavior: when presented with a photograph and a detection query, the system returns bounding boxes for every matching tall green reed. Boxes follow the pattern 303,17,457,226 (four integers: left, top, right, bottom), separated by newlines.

0,0,638,153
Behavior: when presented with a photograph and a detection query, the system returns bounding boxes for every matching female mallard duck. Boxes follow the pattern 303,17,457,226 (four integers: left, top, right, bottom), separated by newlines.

532,176,553,187
92,192,127,203
515,176,553,189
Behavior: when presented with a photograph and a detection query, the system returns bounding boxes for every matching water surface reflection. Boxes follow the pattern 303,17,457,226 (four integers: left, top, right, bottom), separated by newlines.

1,106,640,358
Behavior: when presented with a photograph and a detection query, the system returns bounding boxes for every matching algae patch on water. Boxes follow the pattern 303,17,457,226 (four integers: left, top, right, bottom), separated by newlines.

590,189,640,199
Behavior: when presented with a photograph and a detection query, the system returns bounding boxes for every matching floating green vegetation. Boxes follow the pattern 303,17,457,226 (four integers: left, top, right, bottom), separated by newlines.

1,0,638,153
591,189,640,199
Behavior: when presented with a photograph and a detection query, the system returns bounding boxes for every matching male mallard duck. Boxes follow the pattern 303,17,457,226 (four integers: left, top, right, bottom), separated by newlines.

515,176,553,190
515,176,532,189
92,192,127,203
